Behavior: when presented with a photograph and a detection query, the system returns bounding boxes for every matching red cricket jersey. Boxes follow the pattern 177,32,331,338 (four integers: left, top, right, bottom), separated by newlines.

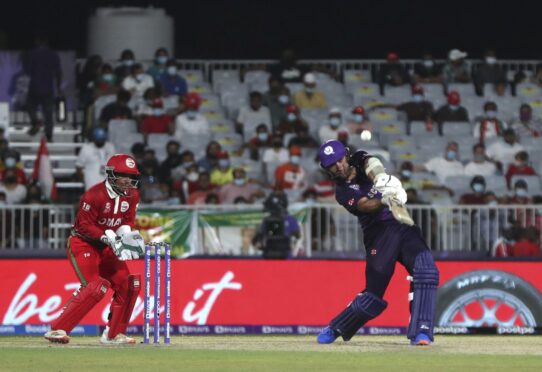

72,180,140,246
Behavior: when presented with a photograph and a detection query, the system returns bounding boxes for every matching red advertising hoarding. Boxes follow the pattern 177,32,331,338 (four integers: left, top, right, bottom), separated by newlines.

1,259,541,332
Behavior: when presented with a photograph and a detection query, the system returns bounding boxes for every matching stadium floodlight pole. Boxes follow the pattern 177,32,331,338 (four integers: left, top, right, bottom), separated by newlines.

153,243,162,344
143,244,151,344
164,243,171,344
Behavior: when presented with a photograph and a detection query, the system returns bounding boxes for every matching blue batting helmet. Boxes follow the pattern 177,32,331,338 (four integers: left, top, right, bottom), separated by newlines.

318,140,348,168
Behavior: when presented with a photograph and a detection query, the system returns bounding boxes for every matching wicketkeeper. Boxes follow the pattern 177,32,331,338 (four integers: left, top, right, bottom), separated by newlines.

316,140,439,345
44,154,145,345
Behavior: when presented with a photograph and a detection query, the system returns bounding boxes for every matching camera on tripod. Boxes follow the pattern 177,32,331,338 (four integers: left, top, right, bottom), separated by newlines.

257,191,291,259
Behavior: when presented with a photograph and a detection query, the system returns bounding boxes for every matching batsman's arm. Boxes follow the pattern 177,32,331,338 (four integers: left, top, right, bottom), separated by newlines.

357,196,383,213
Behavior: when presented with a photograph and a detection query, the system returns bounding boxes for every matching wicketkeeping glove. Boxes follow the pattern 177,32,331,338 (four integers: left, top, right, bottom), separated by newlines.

102,229,144,261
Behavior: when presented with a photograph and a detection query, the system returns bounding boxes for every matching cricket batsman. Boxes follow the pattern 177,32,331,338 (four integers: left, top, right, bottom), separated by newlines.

44,154,145,345
316,140,439,345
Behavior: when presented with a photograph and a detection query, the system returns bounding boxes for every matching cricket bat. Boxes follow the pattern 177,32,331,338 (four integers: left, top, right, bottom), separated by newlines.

388,199,414,226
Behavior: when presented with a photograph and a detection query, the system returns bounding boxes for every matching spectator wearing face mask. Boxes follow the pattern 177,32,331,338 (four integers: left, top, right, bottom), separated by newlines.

460,175,488,204
74,127,116,190
236,91,272,138
413,52,443,84
94,63,118,98
473,49,506,96
241,124,273,161
433,91,470,135
147,47,170,79
0,151,27,185
99,89,133,128
318,107,348,143
346,106,373,135
378,52,411,95
187,172,218,205
294,73,327,109
443,49,470,85
0,168,27,204
505,151,537,189
473,101,507,143
218,167,265,204
122,63,155,99
277,104,309,137
263,77,290,128
274,146,307,190
172,92,209,141
414,141,464,183
114,49,136,83
140,98,173,136
486,129,525,172
396,85,434,125
210,151,234,186
503,179,532,204
158,59,187,97
464,143,497,177
510,104,542,140
262,135,289,164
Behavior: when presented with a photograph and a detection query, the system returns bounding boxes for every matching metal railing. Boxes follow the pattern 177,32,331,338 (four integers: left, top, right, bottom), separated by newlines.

1,204,539,257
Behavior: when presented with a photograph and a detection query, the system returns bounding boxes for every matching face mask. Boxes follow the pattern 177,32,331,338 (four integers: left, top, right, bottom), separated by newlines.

423,60,434,68
329,117,341,127
218,159,230,168
449,104,459,111
278,95,289,104
290,155,300,164
474,154,485,162
488,200,498,206
354,114,364,123
257,133,269,142
485,57,497,65
287,113,297,122
485,110,497,119
304,87,315,94
413,94,424,103
305,197,316,205
515,188,527,197
186,172,199,182
472,183,485,193
186,111,198,120
102,73,114,82
446,150,457,160
514,160,526,167
233,178,246,186
401,170,412,178
153,108,164,116
123,59,134,67
520,112,531,122
157,56,168,65
167,66,178,76
136,73,145,82
4,157,16,168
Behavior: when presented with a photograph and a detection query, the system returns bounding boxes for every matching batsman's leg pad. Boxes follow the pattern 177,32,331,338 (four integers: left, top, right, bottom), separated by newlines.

108,274,141,339
52,278,110,334
330,291,388,341
407,251,439,341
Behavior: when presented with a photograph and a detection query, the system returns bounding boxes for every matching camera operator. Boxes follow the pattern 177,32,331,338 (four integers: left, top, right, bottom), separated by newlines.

253,190,301,258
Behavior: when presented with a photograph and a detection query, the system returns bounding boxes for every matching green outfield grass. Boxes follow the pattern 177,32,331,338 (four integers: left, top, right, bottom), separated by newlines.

0,336,541,371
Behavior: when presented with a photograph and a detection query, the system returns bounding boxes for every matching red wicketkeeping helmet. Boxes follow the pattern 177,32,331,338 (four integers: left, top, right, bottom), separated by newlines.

105,154,140,194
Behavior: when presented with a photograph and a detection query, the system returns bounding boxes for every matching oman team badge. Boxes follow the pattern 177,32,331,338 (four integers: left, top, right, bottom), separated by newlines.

120,201,130,213
104,202,111,213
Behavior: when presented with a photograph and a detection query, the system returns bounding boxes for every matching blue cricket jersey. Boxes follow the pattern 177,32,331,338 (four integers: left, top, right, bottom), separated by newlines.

334,150,396,243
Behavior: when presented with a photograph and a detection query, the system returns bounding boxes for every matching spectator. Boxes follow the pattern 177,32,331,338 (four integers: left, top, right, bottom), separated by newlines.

139,149,168,203
433,91,470,135
210,151,234,186
318,107,348,143
294,73,327,109
473,49,506,96
218,167,265,204
236,91,272,137
267,49,310,84
242,124,273,160
510,104,542,139
486,129,525,172
75,127,116,190
503,179,532,204
122,63,155,99
146,47,169,79
274,146,307,190
94,63,118,98
509,227,541,257
172,92,209,140
174,162,202,203
134,87,161,119
277,104,309,136
77,55,103,106
99,89,133,128
24,33,62,141
459,175,488,204
287,125,319,149
443,49,470,85
158,59,188,97
505,151,537,189
399,161,437,190
262,135,289,164
169,150,197,184
131,142,146,169
197,141,222,173
0,168,27,203
113,49,135,82
263,76,289,128
187,172,217,205
378,52,411,95
0,151,27,185
158,140,182,184
346,106,373,135
140,98,173,135
415,141,464,183
464,143,497,177
473,101,507,143
397,84,434,125
205,192,220,204
413,52,443,84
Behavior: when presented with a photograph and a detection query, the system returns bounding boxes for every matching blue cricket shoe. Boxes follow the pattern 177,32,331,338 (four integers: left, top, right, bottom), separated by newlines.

410,333,432,346
317,327,338,344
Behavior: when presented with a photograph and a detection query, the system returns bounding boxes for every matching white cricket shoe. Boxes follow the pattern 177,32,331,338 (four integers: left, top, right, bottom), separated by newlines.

44,329,70,344
100,326,136,345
